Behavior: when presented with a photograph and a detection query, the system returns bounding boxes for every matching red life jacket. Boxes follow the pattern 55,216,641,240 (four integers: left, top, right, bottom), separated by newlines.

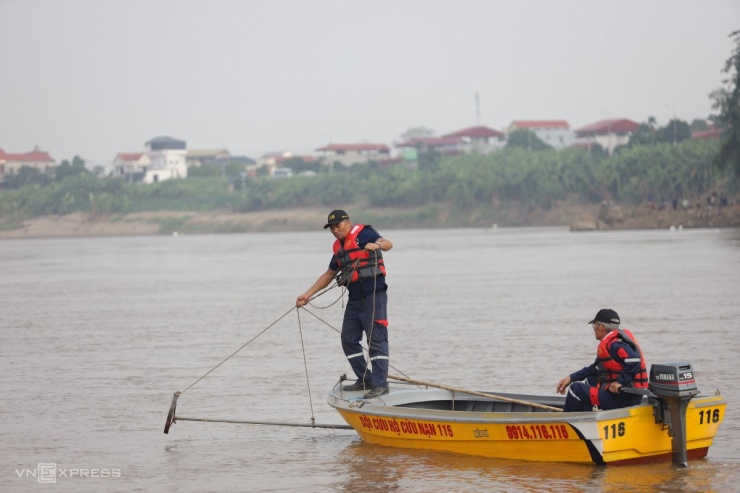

332,224,386,286
589,329,648,407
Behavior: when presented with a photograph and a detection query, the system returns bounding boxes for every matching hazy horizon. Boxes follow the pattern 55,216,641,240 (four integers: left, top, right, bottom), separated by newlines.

1,0,738,167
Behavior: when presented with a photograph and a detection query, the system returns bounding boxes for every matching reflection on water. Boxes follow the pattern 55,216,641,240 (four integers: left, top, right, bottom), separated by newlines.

335,440,735,493
1,228,738,492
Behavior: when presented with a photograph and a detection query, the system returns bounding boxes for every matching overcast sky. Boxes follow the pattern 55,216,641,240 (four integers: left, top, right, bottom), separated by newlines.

1,0,738,166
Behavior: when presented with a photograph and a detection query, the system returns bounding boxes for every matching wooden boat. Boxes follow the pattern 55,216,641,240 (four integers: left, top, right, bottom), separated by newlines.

328,363,726,466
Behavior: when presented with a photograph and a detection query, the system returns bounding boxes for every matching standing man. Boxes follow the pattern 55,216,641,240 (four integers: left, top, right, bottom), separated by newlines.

556,309,648,412
296,210,393,399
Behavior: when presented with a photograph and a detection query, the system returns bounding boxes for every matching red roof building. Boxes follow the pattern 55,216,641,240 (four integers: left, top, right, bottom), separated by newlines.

2,150,55,163
574,118,640,154
113,152,152,182
575,119,640,137
443,126,505,139
0,148,56,180
116,152,147,162
441,126,506,154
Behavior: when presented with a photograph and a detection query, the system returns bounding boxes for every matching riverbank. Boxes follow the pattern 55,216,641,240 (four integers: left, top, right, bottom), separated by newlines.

1,202,739,239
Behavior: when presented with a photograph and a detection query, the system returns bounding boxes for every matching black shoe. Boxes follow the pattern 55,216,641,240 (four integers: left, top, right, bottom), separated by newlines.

343,381,372,391
363,386,389,399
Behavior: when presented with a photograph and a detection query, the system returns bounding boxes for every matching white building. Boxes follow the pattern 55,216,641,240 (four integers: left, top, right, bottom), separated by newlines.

112,152,151,182
112,136,187,183
144,136,187,183
574,119,641,155
507,120,574,150
442,126,506,154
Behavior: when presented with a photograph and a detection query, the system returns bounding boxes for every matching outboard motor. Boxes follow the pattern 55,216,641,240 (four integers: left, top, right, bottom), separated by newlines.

648,362,699,467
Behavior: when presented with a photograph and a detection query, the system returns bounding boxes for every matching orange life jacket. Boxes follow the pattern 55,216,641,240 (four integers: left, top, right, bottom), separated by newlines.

332,224,386,286
589,329,648,406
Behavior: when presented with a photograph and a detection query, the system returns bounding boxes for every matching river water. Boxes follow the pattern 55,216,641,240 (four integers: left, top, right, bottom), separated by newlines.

1,227,739,492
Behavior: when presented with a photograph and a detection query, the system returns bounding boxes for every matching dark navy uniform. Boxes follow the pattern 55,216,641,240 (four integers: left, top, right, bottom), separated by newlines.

331,226,389,389
565,333,644,412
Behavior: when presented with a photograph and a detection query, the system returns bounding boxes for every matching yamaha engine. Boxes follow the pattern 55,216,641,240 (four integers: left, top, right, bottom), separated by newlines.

648,362,699,467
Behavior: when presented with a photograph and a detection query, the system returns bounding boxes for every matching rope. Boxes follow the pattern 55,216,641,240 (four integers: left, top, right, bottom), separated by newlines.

296,308,316,425
308,260,359,310
299,305,413,381
178,248,402,419
308,283,344,309
180,305,295,394
361,249,379,384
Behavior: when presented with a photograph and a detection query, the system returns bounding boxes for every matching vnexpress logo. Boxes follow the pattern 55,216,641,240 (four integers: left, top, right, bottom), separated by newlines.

15,463,121,483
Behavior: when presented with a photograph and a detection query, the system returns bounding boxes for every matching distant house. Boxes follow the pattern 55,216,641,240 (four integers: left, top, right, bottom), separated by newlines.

574,119,640,154
112,136,188,184
442,126,506,154
506,120,573,150
186,149,231,168
251,151,294,176
113,152,152,182
143,136,187,183
316,143,390,167
0,147,56,182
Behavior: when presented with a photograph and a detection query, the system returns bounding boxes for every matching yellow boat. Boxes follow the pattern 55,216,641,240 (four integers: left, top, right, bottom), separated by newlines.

328,362,726,466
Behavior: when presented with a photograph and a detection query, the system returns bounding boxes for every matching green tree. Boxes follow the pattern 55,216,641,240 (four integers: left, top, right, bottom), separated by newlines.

505,129,551,151
712,30,740,177
656,119,691,144
282,156,319,174
55,156,89,181
690,119,709,131
417,148,442,172
629,122,658,147
188,162,223,178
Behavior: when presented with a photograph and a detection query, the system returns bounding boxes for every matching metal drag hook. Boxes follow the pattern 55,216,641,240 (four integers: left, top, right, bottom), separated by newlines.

163,391,181,434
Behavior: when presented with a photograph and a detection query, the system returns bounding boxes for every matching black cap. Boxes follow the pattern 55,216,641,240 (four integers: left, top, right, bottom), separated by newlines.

323,209,349,229
588,308,620,325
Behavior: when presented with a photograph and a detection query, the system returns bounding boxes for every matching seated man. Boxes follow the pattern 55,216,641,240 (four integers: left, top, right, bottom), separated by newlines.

556,309,648,412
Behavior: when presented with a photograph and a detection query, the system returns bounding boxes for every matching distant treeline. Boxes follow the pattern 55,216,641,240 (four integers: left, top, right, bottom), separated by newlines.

0,139,735,225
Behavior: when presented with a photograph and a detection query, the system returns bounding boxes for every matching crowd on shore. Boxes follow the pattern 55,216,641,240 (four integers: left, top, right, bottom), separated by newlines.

593,193,740,231
644,192,732,216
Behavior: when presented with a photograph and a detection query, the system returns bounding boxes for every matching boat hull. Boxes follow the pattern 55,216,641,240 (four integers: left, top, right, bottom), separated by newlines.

327,386,726,465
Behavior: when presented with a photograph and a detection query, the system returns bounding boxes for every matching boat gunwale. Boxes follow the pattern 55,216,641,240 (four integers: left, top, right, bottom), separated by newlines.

327,386,727,425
